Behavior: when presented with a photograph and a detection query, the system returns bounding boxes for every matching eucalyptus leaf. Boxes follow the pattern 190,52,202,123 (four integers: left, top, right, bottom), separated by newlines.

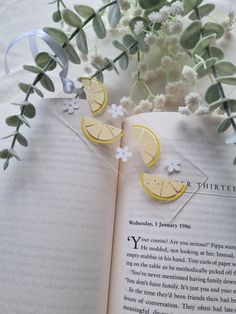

108,3,121,28
193,34,216,56
6,115,20,127
74,5,95,19
18,83,34,94
8,148,20,161
119,53,129,70
122,35,138,55
52,11,62,23
3,159,9,170
94,71,103,82
205,83,221,104
40,74,55,92
76,87,87,99
92,14,106,39
43,27,68,45
189,3,215,20
196,57,217,78
203,22,224,39
215,61,236,76
23,104,36,119
0,149,10,159
23,65,43,74
202,45,224,60
112,40,128,53
1,132,17,140
18,115,31,128
183,0,203,15
16,133,28,147
180,21,202,49
216,76,236,86
137,34,150,53
62,8,82,28
76,29,88,55
217,119,231,133
65,44,81,64
107,59,119,75
138,0,162,10
35,52,57,71
208,98,236,111
11,101,31,106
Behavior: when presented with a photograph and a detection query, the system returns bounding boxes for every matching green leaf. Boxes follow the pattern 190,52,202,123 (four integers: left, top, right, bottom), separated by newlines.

189,3,215,20
217,119,232,133
1,132,18,139
119,53,129,70
40,74,55,92
18,83,34,94
11,100,31,106
196,57,217,78
122,35,138,55
180,21,202,49
205,83,221,104
203,22,224,39
35,52,57,71
106,59,119,75
137,33,150,52
216,76,236,86
76,29,88,55
0,149,10,159
208,98,236,111
23,104,36,119
138,0,162,10
52,11,62,23
8,148,20,161
201,46,224,60
62,8,82,28
215,61,236,76
112,40,128,53
76,87,86,99
92,14,106,39
6,115,20,127
193,34,216,56
183,0,203,15
94,71,103,82
18,115,31,128
108,3,121,28
43,27,68,45
65,44,81,64
3,159,9,170
23,65,43,74
234,157,236,165
74,5,95,19
16,133,28,147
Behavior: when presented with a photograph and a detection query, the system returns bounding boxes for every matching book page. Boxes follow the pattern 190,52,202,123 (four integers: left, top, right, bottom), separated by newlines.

0,99,119,314
108,112,236,314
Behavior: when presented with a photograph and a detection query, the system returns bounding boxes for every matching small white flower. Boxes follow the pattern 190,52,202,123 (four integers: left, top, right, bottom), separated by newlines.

195,105,209,116
170,1,184,16
182,65,197,85
119,0,131,11
169,20,183,34
159,6,171,22
167,159,181,173
144,32,158,45
108,104,125,119
148,11,161,23
161,56,173,69
133,8,143,17
153,94,166,110
178,106,192,115
116,146,132,162
91,54,106,67
134,21,144,36
184,92,202,112
120,96,133,108
63,99,79,114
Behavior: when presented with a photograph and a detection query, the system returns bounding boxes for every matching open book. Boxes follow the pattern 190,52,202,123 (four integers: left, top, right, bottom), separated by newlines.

0,99,235,314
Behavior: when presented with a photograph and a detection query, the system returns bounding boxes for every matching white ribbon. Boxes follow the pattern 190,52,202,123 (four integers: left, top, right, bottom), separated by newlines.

4,29,76,94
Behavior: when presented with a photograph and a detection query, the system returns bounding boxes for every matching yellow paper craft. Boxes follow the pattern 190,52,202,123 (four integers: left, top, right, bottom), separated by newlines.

132,125,160,168
81,77,108,115
81,116,124,144
140,173,187,202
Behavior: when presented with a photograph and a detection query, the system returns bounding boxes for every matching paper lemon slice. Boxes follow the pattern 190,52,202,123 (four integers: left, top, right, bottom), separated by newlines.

81,116,124,144
132,125,160,168
81,77,108,115
140,173,187,202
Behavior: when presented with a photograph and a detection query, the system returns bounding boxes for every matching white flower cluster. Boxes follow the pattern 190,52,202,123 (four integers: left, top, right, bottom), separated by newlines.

223,11,236,38
134,21,144,36
182,65,197,86
178,92,209,116
132,94,166,114
148,1,184,24
119,0,131,11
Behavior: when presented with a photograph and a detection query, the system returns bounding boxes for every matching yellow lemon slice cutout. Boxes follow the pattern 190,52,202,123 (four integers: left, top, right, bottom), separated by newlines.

81,77,108,115
140,173,187,202
132,125,160,168
81,116,124,144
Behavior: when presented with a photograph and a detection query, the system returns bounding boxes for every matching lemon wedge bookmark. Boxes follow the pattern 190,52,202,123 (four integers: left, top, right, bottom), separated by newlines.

81,116,124,144
140,173,187,202
132,125,160,168
81,77,108,115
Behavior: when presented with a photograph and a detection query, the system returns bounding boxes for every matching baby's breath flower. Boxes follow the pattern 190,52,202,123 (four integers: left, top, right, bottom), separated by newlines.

182,65,197,85
178,106,192,115
133,8,143,17
195,105,209,116
161,56,173,68
119,0,131,11
184,92,202,112
168,35,179,46
169,20,183,34
159,6,171,22
91,54,106,67
144,32,157,46
121,17,129,27
148,11,161,23
133,99,152,114
120,96,133,108
170,1,184,16
153,94,166,110
134,21,144,36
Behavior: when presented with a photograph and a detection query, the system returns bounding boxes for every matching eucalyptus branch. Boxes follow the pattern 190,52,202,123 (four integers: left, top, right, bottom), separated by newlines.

1,0,118,170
